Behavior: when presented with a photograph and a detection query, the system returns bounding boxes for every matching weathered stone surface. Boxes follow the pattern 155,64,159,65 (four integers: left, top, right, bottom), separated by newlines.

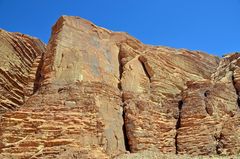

0,16,240,159
42,16,120,87
177,80,239,155
0,30,46,114
119,41,221,154
0,82,124,158
0,16,126,158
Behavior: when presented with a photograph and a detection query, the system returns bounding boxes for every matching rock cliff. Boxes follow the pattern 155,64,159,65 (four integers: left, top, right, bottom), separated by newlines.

0,16,240,159
0,30,46,114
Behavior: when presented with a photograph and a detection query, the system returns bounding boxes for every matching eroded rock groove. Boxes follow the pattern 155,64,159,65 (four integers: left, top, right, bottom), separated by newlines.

175,99,183,154
122,110,131,152
139,57,151,82
232,74,240,109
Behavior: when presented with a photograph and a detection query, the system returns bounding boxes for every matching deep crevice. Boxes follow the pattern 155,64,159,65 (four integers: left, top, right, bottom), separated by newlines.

139,59,151,83
204,90,210,97
118,49,123,80
176,101,183,130
118,47,131,152
205,105,213,116
237,97,240,109
33,53,44,94
203,90,214,116
122,110,131,152
231,74,240,109
215,133,223,155
175,100,183,154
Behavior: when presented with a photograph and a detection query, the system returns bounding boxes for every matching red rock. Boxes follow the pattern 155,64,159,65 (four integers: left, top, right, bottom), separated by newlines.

0,16,240,158
0,30,46,114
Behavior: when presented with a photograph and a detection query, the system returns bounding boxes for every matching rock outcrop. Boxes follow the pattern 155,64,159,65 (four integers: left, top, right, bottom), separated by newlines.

0,30,46,114
0,16,240,159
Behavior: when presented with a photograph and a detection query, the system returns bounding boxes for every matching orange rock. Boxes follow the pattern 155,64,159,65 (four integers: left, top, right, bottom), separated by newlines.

0,30,46,113
0,16,240,158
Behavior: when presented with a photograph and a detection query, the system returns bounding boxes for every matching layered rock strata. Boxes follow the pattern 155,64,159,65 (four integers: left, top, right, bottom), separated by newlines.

0,16,240,158
0,30,46,114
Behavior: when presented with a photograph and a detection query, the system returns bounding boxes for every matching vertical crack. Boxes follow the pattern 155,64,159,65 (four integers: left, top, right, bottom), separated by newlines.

33,53,44,93
118,51,123,90
122,110,131,152
232,74,240,109
118,46,131,152
138,56,153,83
175,100,183,154
204,90,213,116
139,60,151,82
215,133,223,155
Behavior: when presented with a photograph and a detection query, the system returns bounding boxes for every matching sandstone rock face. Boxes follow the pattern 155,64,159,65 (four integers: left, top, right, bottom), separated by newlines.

0,16,240,159
0,16,126,159
0,30,46,114
43,16,120,87
120,45,220,154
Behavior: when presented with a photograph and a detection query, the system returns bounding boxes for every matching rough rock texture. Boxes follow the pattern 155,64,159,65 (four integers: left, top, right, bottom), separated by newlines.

120,45,220,154
0,16,240,159
0,30,46,114
115,150,240,159
0,17,126,159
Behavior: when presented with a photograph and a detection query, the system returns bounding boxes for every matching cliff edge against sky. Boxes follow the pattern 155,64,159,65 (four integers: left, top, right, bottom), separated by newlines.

0,16,240,159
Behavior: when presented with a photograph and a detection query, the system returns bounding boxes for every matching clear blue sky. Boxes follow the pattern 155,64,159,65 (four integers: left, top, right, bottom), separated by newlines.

0,0,239,56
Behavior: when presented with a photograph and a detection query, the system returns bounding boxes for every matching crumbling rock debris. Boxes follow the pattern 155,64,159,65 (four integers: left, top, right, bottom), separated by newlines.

0,16,240,158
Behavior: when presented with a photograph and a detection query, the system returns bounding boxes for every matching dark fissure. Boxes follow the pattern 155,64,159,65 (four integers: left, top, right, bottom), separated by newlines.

118,49,131,152
231,75,240,109
204,90,210,97
122,110,131,152
33,53,44,94
204,90,213,116
215,133,223,154
175,100,183,154
237,97,240,109
139,59,151,82
118,51,123,80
